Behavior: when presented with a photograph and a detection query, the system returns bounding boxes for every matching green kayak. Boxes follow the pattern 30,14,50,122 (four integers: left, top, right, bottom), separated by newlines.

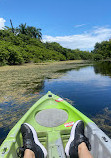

0,91,111,158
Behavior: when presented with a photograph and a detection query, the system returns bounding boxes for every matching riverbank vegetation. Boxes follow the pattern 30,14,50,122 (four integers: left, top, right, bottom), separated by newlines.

0,22,107,66
92,40,111,59
92,107,111,138
0,60,89,103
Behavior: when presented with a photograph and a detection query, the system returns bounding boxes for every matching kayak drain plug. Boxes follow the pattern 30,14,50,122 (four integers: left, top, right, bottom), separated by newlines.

102,136,108,142
48,95,52,97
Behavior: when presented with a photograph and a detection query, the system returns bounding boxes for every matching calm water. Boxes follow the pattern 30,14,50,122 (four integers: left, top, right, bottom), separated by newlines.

1,61,111,144
41,62,111,117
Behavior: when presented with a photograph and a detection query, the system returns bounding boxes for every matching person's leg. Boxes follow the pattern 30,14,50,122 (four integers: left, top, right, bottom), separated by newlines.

17,123,47,158
65,120,92,158
24,149,35,158
78,142,93,158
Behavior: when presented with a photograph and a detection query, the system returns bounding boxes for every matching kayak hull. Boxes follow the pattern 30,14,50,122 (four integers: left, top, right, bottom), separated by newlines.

0,91,111,158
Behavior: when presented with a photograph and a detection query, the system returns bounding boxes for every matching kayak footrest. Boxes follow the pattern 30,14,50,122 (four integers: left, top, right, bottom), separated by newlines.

48,131,66,158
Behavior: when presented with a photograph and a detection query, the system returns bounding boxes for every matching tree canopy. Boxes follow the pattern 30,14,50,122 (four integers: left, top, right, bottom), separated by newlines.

92,40,111,59
1,21,110,66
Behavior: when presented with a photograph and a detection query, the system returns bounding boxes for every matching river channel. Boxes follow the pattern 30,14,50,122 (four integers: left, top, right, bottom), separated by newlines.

41,62,111,117
0,61,111,144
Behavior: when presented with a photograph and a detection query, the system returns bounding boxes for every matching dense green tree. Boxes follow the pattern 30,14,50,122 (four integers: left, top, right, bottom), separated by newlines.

26,26,42,39
93,40,111,59
1,22,106,66
93,54,103,61
17,23,27,35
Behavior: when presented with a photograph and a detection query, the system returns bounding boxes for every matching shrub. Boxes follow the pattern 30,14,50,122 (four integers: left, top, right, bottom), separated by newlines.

93,54,103,61
7,46,24,65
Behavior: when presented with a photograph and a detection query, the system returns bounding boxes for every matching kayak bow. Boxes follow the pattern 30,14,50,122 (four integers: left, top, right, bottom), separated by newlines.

0,91,111,158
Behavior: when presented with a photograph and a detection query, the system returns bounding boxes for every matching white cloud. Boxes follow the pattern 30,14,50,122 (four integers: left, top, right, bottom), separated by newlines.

43,27,111,51
0,18,6,30
74,24,86,28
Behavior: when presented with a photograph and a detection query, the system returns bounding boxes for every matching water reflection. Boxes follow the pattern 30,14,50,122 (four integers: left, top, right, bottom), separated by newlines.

94,61,111,76
42,65,111,116
56,66,110,86
56,65,90,73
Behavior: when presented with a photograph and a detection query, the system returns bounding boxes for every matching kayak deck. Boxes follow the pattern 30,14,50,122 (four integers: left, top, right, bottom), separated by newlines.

0,91,111,158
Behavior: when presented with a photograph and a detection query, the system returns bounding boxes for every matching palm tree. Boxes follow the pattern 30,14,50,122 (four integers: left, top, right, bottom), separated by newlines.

36,28,42,40
15,23,42,40
18,23,27,35
4,19,15,33
26,26,35,38
10,19,14,33
26,26,42,40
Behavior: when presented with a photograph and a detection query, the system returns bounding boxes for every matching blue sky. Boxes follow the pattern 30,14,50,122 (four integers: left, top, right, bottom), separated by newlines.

0,0,111,50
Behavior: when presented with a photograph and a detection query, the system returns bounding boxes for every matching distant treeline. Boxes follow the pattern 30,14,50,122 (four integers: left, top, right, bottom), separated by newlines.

0,22,111,65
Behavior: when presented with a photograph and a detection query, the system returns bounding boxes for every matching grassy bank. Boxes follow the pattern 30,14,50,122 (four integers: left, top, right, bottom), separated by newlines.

0,60,90,104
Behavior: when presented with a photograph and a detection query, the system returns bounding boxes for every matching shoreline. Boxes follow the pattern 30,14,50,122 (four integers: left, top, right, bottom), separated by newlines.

0,60,90,103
